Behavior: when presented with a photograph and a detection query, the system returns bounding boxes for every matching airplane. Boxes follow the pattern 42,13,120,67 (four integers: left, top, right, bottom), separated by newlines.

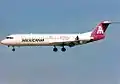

0,20,112,52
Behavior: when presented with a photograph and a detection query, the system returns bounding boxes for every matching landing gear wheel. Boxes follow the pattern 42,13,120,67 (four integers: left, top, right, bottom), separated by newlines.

53,47,58,52
12,48,15,52
61,47,66,52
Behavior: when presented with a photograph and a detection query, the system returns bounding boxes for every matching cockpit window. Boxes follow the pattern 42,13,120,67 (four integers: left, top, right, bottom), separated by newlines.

6,37,14,39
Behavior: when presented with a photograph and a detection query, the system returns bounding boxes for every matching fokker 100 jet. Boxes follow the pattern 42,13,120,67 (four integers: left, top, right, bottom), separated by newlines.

0,20,112,52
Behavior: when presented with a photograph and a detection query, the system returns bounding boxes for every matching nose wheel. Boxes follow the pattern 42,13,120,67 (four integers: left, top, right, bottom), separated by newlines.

12,48,15,52
12,47,15,52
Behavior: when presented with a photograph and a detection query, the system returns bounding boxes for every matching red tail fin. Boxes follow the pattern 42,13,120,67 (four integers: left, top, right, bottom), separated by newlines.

91,21,111,40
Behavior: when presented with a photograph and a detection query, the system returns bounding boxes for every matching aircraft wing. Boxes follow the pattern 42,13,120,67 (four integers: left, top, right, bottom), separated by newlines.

49,39,91,47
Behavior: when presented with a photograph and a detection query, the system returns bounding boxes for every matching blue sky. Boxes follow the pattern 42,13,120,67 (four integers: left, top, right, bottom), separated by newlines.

0,0,120,84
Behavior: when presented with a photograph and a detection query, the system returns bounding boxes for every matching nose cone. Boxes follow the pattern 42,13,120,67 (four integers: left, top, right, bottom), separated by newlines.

1,40,4,44
1,40,8,45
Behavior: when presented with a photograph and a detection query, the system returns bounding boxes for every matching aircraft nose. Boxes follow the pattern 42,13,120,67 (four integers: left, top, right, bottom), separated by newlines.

1,40,7,45
1,40,4,44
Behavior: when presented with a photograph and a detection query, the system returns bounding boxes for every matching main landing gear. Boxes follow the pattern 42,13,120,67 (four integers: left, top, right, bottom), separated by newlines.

53,46,66,52
53,47,58,52
61,47,66,52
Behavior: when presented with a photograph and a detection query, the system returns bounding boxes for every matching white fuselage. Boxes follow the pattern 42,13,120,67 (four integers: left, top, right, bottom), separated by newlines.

1,32,92,46
0,20,111,52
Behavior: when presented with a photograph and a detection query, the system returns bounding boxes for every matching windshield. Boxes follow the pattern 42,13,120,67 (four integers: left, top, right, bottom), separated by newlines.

6,37,14,39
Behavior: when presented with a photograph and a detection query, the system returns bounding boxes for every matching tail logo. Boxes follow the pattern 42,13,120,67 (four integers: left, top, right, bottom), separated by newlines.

97,26,104,34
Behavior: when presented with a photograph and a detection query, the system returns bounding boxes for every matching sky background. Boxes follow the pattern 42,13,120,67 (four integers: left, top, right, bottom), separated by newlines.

0,0,120,84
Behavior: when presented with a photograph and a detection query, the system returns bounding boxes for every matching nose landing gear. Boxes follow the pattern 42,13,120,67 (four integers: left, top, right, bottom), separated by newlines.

12,48,15,52
12,46,15,52
7,46,16,52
